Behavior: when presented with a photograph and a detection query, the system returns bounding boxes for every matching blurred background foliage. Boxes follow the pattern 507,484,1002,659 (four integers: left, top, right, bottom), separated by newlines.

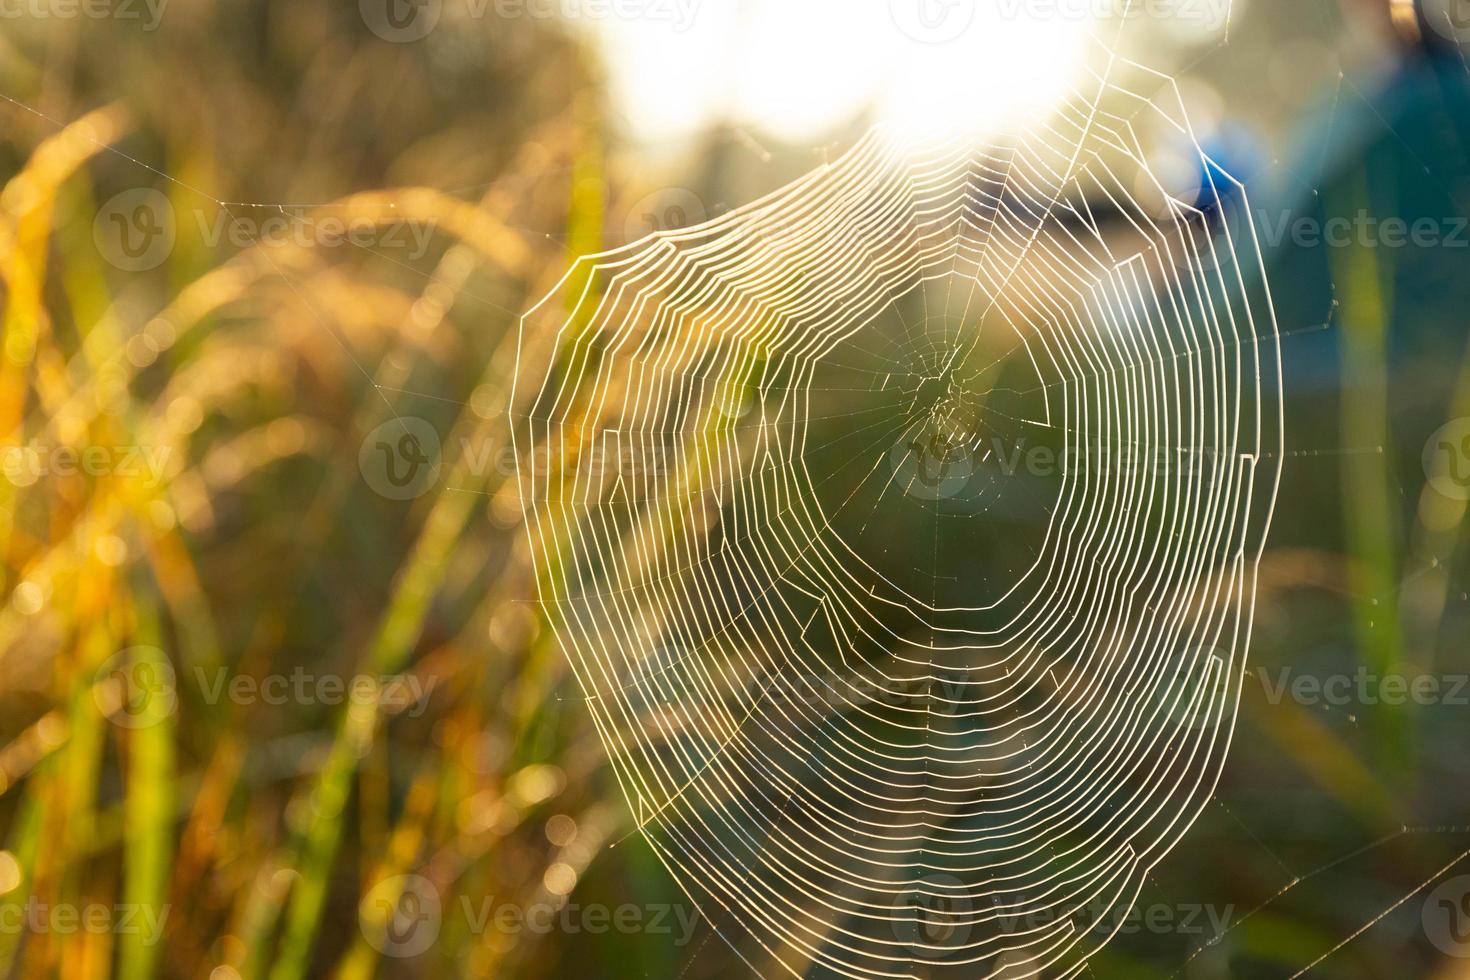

0,0,1469,978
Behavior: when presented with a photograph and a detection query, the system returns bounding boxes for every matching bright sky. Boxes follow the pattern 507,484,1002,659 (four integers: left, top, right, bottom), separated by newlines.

592,0,1110,146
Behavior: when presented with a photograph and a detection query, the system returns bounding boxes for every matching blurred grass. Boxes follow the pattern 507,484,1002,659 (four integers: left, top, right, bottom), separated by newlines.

0,7,686,978
1328,164,1412,778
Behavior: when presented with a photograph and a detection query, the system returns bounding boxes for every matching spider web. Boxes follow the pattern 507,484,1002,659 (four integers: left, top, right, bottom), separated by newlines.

12,0,1470,973
513,33,1284,980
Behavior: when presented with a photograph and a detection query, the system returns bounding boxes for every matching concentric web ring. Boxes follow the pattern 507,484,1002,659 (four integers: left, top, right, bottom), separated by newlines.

513,48,1282,980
